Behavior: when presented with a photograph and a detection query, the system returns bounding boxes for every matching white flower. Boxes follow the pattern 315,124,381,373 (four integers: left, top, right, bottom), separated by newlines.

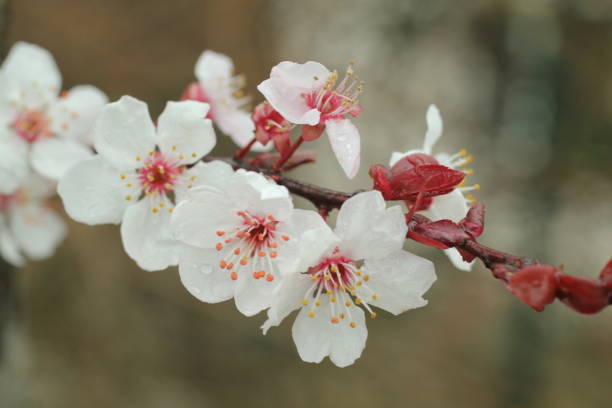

0,42,107,191
261,191,436,367
58,96,216,271
191,50,269,152
171,168,334,317
0,174,67,266
257,61,363,179
390,105,479,271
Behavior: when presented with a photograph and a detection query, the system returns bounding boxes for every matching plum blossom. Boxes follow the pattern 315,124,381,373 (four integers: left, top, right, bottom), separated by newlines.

257,61,363,179
252,101,292,155
0,174,67,267
58,96,216,271
261,191,436,367
390,105,480,271
182,50,269,152
171,168,334,317
0,42,107,191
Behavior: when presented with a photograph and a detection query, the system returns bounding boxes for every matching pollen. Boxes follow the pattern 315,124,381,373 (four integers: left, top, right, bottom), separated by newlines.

345,301,352,307
120,174,127,180
230,271,238,281
219,260,227,268
370,312,378,319
270,251,277,258
350,322,357,328
125,195,132,201
233,248,241,255
308,312,315,318
363,274,370,282
191,153,197,158
215,243,223,251
330,317,340,324
265,274,274,282
371,295,378,300
172,145,177,151
282,235,290,241
258,251,265,257
151,207,159,213
240,257,247,266
315,301,321,307
136,155,141,161
216,231,225,236
330,296,337,303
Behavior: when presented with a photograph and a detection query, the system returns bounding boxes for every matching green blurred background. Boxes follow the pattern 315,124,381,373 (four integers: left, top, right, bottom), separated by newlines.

1,0,612,406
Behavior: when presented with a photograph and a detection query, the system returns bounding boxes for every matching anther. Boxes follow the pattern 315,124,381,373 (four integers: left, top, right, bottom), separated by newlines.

350,322,357,328
230,272,238,281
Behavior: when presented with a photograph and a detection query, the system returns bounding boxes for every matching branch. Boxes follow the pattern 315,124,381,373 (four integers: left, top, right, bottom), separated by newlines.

205,155,612,315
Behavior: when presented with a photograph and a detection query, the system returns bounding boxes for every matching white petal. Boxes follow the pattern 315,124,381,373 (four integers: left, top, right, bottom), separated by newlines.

421,189,468,223
157,100,216,164
1,42,61,107
0,135,28,194
234,273,280,317
388,149,422,167
47,85,108,144
215,108,270,152
443,248,475,272
31,138,93,180
178,244,235,303
423,104,443,154
58,156,136,225
182,160,234,192
226,169,293,221
21,173,55,200
363,250,436,315
10,204,67,260
335,191,407,260
326,118,360,179
276,209,338,275
120,198,179,271
195,50,234,82
292,297,367,367
93,95,156,170
171,189,237,248
257,61,329,125
261,273,311,334
0,220,24,267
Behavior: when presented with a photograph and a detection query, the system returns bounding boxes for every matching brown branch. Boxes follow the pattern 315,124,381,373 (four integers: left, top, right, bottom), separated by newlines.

204,156,611,315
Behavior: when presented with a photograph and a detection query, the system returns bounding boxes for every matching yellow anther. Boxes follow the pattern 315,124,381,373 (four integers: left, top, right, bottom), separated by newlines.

308,312,315,318
135,155,141,161
179,154,185,160
331,296,337,303
458,149,468,156
125,195,132,201
355,271,361,276
464,169,474,175
474,184,481,190
363,274,370,282
159,203,165,207
190,176,196,181
356,281,362,286
372,295,378,300
463,155,474,165
355,298,362,305
301,299,309,306
172,145,177,151
330,317,339,324
120,174,126,180
350,322,357,328
126,183,132,187
191,153,197,158
311,275,318,281
151,207,159,214
168,208,173,213
325,275,331,281
187,184,193,189
339,313,345,319
345,301,352,307
330,265,339,273
370,312,378,319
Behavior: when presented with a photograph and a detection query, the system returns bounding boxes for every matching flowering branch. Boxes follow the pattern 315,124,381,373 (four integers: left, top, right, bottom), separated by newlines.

207,155,612,315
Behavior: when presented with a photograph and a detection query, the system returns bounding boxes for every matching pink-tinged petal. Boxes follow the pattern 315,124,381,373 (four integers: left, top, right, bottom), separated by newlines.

120,198,179,271
10,204,67,261
58,156,138,225
93,96,157,170
326,118,360,179
31,138,93,180
261,273,311,334
443,248,475,271
0,223,24,267
178,244,235,303
363,250,436,315
215,108,270,152
257,61,329,125
157,100,216,164
1,42,61,108
335,191,406,260
423,104,443,154
195,50,234,83
292,296,367,367
47,85,108,144
0,135,28,194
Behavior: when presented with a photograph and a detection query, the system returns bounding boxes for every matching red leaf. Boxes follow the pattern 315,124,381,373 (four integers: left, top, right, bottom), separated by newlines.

457,248,476,263
557,275,609,314
389,164,465,200
407,230,450,249
507,265,559,312
413,219,471,247
460,203,486,239
599,258,612,287
369,165,393,200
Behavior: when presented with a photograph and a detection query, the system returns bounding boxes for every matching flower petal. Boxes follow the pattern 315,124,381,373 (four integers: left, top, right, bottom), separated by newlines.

326,118,361,179
292,296,367,367
423,104,443,154
31,138,93,180
363,250,436,315
120,198,179,271
421,189,468,223
215,109,270,152
178,244,235,303
58,156,137,225
47,85,108,144
261,273,311,334
0,221,24,267
93,95,157,170
335,191,407,260
257,61,329,125
234,272,280,317
10,204,67,261
157,100,216,164
443,248,475,271
1,42,61,108
0,134,28,194
195,50,234,83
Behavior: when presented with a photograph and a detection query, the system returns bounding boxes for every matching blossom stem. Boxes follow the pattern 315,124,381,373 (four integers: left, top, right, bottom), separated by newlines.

272,136,304,171
234,137,258,160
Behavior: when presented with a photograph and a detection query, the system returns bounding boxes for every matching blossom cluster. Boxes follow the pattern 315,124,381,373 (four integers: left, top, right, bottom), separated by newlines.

0,42,487,367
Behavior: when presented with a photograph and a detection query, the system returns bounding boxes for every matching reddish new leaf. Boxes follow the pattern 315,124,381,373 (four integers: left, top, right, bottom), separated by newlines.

507,265,559,312
557,275,610,314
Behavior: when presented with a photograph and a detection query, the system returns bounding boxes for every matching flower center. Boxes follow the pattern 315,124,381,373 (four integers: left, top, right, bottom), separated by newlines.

214,212,290,282
300,250,379,328
11,110,53,143
304,63,364,122
137,152,183,196
0,192,19,212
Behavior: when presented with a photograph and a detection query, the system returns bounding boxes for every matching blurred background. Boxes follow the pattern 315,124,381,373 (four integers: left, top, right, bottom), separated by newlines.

1,0,612,406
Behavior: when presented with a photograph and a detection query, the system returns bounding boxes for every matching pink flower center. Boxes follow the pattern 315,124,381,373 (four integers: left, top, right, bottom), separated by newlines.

214,212,290,282
138,152,184,196
11,110,53,143
299,248,379,327
304,63,364,123
0,192,19,212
